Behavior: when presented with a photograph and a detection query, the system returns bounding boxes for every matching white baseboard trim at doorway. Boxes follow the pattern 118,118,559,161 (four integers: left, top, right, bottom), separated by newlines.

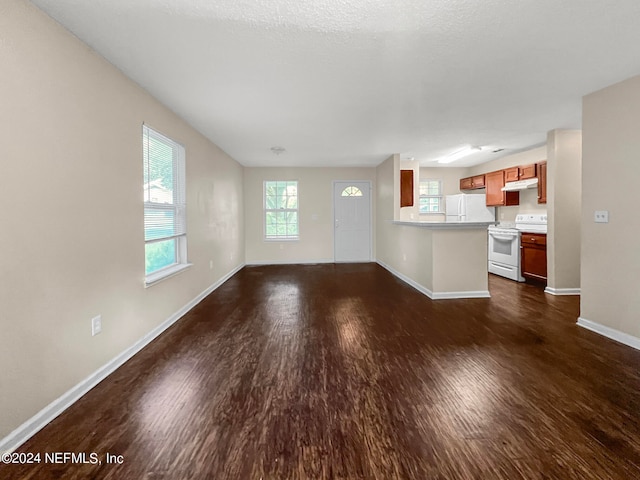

544,287,581,295
577,317,640,352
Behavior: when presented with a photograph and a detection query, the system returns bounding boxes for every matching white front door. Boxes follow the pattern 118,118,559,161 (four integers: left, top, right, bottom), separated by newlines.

333,181,371,262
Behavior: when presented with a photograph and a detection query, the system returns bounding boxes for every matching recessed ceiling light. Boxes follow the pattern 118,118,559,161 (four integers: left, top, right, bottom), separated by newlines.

270,146,286,155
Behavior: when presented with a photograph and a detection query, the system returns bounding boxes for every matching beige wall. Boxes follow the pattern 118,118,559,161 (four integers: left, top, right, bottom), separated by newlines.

377,156,435,291
244,167,376,264
419,167,468,221
0,1,244,439
467,146,548,223
421,166,469,196
432,229,489,293
581,75,640,337
547,130,582,291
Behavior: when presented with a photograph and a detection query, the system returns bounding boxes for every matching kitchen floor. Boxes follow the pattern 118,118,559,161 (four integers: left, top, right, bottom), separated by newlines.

3,264,639,480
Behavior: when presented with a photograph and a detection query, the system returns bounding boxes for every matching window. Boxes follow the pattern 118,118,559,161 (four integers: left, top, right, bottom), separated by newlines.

419,179,443,213
143,125,188,285
341,186,363,197
264,181,298,240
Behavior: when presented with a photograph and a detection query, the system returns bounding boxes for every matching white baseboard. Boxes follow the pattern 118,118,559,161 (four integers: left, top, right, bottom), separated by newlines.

432,290,491,300
245,259,334,266
376,260,490,300
545,287,581,296
577,317,640,351
0,263,245,455
376,260,435,298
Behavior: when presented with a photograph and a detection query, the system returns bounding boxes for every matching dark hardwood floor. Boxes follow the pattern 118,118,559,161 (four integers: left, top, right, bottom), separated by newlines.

3,263,640,479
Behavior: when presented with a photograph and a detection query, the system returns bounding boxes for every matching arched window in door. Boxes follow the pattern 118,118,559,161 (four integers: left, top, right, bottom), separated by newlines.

341,186,363,197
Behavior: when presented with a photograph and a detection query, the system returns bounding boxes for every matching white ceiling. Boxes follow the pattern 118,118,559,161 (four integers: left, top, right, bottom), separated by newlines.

30,0,640,168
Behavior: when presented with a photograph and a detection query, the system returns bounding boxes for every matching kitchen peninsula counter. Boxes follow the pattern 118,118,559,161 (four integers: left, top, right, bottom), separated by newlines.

377,220,492,299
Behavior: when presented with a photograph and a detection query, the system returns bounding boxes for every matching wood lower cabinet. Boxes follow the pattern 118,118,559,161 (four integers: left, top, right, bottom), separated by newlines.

460,174,485,190
485,170,519,206
537,161,547,204
520,233,547,282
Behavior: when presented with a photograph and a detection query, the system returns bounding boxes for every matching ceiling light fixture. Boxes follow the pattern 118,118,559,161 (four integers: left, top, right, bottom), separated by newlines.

437,146,482,164
270,146,286,155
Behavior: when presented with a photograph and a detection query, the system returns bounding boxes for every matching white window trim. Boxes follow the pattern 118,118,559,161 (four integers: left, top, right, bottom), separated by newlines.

143,125,190,286
144,262,192,288
419,179,444,214
263,180,300,241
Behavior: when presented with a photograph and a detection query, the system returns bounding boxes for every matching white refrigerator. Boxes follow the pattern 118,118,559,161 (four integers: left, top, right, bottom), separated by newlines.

445,194,496,222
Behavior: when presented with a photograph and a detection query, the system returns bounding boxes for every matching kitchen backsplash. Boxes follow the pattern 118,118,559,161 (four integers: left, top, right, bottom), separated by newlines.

496,187,547,223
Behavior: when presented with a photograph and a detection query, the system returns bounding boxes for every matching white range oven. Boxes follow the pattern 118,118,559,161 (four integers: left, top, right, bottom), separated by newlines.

488,225,523,281
488,214,548,282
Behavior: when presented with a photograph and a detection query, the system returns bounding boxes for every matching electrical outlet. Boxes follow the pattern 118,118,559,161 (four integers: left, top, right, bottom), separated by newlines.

91,315,102,336
594,210,609,223
209,260,213,270
403,253,407,261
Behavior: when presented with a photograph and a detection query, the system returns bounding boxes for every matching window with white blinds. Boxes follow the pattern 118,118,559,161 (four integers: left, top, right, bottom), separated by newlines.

143,125,188,284
264,181,299,240
419,179,443,213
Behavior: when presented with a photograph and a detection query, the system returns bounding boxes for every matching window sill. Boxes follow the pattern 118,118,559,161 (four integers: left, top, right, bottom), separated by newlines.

144,263,192,288
264,237,300,242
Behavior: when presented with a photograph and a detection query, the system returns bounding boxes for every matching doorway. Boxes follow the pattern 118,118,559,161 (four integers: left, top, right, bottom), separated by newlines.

333,181,372,262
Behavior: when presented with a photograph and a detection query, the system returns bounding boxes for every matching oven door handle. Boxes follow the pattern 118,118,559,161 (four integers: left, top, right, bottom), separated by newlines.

490,234,517,241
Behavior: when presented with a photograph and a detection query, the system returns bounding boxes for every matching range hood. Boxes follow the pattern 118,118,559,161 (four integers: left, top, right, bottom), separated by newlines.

501,177,538,191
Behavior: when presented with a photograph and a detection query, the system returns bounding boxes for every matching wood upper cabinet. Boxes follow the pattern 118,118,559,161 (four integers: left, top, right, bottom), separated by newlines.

537,161,547,204
460,177,473,190
505,164,536,182
459,174,485,190
471,174,485,188
520,233,547,282
400,169,414,207
485,170,519,206
519,164,537,180
504,167,520,183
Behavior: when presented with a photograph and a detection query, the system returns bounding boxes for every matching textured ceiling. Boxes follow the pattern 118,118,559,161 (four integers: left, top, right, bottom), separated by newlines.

29,0,640,167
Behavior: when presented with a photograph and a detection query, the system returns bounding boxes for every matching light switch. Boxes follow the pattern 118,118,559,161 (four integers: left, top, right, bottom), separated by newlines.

594,210,609,223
